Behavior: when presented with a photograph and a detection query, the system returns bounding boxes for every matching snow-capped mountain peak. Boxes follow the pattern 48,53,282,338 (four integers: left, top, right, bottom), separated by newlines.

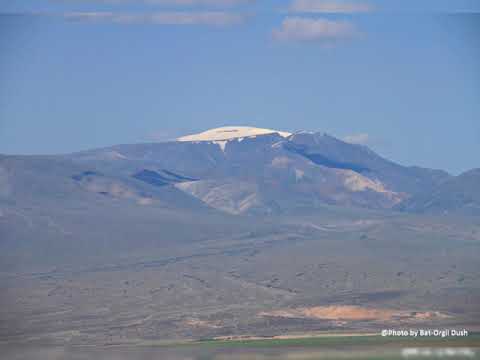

177,126,291,142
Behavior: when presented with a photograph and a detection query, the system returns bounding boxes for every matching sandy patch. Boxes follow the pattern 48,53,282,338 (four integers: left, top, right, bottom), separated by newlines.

259,305,450,323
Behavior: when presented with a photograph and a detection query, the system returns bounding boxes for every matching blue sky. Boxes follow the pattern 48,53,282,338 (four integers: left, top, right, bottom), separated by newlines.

0,1,479,174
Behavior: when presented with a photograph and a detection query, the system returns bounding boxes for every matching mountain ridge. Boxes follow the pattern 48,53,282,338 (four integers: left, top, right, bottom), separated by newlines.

2,127,476,215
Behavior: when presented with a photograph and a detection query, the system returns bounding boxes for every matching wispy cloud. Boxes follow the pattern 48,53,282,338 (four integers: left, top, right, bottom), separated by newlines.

59,0,254,6
272,17,358,42
289,0,373,13
343,133,370,145
145,0,254,5
64,11,248,26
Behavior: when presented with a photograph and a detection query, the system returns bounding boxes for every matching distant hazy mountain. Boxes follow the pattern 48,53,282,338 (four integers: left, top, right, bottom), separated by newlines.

66,126,451,214
396,168,480,215
4,126,477,217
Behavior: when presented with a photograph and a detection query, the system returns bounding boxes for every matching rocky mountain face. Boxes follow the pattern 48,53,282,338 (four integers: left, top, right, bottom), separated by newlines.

2,126,477,217
60,127,452,215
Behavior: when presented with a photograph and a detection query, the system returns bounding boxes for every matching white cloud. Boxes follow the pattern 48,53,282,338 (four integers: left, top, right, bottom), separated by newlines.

62,0,254,6
64,11,247,26
343,133,370,145
145,0,254,5
272,17,358,42
289,0,373,13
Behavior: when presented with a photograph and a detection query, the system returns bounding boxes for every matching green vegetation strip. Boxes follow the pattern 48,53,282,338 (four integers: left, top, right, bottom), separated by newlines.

182,333,480,349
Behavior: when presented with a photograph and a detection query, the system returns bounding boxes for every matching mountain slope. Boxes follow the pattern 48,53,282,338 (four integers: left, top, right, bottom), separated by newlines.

395,168,480,215
285,132,451,195
69,127,450,214
0,126,456,217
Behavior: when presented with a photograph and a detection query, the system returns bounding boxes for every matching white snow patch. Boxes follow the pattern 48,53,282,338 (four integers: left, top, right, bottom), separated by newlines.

295,130,315,134
177,126,291,142
214,140,227,152
295,168,305,181
102,151,127,160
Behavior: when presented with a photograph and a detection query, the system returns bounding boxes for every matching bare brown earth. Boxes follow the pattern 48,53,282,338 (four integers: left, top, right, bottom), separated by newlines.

259,305,450,323
0,202,479,346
